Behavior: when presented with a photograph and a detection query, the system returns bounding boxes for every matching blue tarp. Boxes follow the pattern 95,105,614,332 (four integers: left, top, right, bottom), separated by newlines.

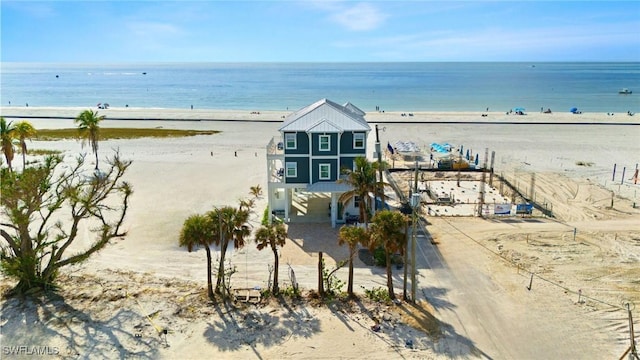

430,143,449,153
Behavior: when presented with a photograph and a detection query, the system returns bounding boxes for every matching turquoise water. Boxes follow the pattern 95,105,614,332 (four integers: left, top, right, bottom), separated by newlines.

1,62,639,112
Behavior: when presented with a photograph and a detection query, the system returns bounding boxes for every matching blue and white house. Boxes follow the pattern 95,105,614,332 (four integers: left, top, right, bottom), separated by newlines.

266,99,371,227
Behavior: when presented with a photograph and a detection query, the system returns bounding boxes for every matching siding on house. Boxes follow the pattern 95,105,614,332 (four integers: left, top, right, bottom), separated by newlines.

310,133,338,156
339,156,356,173
311,158,339,183
284,132,309,155
340,131,367,155
284,157,310,184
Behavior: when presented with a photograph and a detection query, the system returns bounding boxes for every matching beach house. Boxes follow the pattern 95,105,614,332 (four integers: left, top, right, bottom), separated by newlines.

266,99,371,227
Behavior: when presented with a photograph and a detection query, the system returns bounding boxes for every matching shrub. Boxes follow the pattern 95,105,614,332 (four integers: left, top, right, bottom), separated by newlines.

373,247,404,267
361,286,391,303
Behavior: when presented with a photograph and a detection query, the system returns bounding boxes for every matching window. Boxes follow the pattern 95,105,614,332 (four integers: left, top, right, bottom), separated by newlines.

285,133,296,149
286,162,297,177
353,133,365,149
354,195,361,208
319,135,330,151
319,163,331,180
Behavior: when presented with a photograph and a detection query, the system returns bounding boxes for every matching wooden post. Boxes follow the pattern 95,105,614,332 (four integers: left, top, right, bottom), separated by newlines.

478,149,488,217
318,252,324,297
620,302,639,360
530,173,536,202
622,167,627,185
613,163,617,181
611,191,615,208
526,273,534,291
457,152,462,187
489,150,496,186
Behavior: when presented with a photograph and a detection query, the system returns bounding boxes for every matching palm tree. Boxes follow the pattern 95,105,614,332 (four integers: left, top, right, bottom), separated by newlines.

75,109,104,170
249,185,263,198
255,221,287,294
369,210,408,300
212,201,253,295
179,214,215,300
13,121,37,170
338,156,389,228
337,225,369,296
0,117,15,172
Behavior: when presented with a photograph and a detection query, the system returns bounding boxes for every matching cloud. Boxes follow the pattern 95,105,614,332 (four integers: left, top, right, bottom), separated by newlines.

305,1,387,31
332,19,640,61
3,1,56,18
330,2,387,31
126,21,184,38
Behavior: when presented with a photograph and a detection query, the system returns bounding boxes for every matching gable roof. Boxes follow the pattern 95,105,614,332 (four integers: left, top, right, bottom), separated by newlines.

279,98,371,133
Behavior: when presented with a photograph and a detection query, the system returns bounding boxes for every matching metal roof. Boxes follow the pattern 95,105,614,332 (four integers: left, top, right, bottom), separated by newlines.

306,181,353,193
279,98,371,133
306,119,343,133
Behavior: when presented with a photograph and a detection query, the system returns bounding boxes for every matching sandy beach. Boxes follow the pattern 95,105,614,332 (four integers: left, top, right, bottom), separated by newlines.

1,106,639,359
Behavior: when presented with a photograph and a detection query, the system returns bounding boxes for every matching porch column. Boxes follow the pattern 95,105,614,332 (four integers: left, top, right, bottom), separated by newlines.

284,187,291,222
267,185,274,225
331,192,338,228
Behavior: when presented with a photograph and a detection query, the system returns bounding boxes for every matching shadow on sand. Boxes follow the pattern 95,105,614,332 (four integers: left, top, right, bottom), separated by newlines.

203,296,320,359
416,286,494,359
1,292,160,359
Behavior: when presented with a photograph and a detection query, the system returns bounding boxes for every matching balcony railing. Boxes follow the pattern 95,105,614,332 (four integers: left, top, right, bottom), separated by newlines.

267,137,284,156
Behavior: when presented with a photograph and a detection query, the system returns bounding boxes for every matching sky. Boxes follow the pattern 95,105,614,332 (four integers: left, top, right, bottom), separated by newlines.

1,1,639,62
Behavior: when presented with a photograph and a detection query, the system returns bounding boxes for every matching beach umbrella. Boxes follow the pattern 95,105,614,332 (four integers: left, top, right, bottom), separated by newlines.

570,107,578,113
466,149,470,160
460,145,464,154
514,107,525,112
475,154,479,166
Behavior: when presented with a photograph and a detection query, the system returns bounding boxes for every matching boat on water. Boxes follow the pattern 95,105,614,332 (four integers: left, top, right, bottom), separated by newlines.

619,88,632,94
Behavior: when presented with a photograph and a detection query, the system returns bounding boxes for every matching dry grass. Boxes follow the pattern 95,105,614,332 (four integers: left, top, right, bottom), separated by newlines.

35,128,220,141
393,300,442,339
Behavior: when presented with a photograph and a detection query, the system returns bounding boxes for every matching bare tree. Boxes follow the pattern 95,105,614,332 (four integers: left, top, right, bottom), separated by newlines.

0,152,132,295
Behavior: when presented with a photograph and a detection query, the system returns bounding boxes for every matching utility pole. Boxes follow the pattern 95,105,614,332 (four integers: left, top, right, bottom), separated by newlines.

411,160,419,303
375,125,384,212
403,221,409,300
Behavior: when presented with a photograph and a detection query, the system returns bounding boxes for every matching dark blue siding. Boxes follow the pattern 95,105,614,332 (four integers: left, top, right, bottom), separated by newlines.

284,157,310,184
340,131,367,155
311,133,338,156
311,159,338,183
284,132,309,155
339,157,355,174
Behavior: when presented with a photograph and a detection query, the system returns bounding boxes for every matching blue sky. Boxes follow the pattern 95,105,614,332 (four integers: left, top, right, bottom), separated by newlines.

2,1,639,62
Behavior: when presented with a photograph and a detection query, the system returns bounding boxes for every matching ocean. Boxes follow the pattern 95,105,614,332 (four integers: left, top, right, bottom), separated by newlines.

1,62,639,113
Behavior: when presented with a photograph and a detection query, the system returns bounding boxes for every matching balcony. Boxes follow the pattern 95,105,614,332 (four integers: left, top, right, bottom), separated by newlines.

267,137,284,156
